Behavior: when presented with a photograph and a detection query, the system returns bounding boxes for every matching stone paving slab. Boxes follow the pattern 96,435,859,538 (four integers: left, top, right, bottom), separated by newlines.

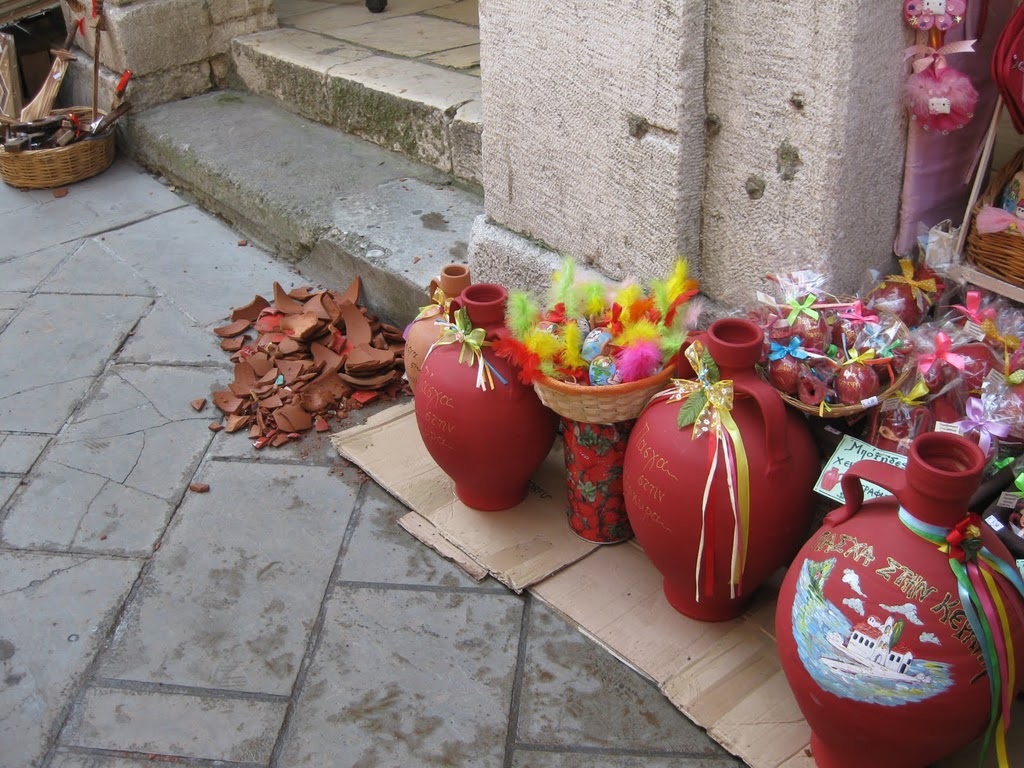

276,584,522,767
116,298,230,366
38,240,155,297
0,551,141,768
0,477,20,509
0,240,71,289
0,433,50,473
516,601,737,758
289,0,455,35
97,206,301,328
60,685,284,763
0,163,184,257
50,754,175,768
509,751,741,768
337,479,496,589
331,14,480,57
98,460,359,694
1,365,223,555
0,293,152,433
207,422,353,464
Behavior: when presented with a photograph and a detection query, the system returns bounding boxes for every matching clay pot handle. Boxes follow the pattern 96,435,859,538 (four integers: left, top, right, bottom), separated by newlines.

828,460,907,526
733,378,790,477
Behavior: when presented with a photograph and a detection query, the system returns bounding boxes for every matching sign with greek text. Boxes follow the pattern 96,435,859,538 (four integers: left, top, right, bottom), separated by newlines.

814,435,908,504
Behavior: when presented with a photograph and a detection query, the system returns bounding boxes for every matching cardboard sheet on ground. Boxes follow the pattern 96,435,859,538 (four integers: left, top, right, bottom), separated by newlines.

333,402,1023,768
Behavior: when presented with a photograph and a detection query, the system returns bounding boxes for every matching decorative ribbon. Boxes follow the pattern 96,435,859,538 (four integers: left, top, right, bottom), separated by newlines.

403,287,452,340
954,291,997,325
1014,472,1024,498
885,258,938,304
895,379,930,406
842,348,876,367
982,319,1022,376
918,331,966,375
768,338,809,361
427,308,507,391
651,342,749,600
837,300,878,326
785,294,818,325
957,397,1011,457
899,507,1024,768
904,39,977,73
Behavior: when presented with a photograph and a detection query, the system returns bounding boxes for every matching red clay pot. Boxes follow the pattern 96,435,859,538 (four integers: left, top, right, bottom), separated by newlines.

622,318,819,621
776,432,1024,768
414,283,557,511
404,264,472,390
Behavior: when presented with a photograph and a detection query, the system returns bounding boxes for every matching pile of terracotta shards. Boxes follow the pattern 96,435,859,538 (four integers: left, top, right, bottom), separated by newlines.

209,278,407,448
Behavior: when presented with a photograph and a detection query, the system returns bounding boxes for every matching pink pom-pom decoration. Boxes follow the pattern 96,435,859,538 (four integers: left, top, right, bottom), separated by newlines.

614,340,662,384
905,63,977,133
904,0,966,31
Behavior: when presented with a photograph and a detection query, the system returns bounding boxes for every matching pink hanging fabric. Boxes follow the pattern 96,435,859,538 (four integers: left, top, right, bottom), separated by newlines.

895,0,1016,255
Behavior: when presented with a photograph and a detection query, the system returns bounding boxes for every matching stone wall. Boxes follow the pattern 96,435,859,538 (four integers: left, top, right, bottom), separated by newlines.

471,0,909,310
59,0,275,111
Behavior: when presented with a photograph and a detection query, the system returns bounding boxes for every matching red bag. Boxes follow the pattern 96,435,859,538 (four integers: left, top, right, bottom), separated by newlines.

992,2,1024,132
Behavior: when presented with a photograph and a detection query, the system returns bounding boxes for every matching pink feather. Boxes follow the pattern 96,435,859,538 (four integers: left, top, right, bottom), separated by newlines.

682,296,706,330
615,340,662,383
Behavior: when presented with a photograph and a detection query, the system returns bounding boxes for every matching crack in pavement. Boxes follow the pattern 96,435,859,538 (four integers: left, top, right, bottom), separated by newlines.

0,558,95,598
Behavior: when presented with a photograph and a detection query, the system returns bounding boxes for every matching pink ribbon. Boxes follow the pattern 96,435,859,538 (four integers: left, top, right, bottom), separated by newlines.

957,397,1011,456
977,205,1024,235
952,290,998,324
838,300,878,326
917,331,966,375
904,39,976,73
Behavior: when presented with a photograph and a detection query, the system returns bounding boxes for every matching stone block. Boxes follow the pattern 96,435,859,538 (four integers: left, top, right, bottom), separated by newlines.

479,0,705,283
209,11,278,52
209,0,275,24
467,215,564,293
102,0,212,76
451,99,482,188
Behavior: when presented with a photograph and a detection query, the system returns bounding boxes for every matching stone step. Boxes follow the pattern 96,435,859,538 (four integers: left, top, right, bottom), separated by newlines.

123,89,483,327
229,27,482,187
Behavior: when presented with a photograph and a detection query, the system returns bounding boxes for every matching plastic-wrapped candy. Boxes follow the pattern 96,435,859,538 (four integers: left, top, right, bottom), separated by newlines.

589,355,620,386
866,378,934,455
764,269,831,351
581,328,612,363
956,380,1021,460
866,258,941,328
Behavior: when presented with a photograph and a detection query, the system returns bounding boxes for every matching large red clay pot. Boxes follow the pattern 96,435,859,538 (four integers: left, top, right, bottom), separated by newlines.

623,317,819,621
404,264,472,389
415,283,557,511
776,432,1024,768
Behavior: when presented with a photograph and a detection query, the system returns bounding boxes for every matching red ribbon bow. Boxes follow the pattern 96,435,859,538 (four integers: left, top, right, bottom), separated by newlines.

945,513,984,562
917,331,966,375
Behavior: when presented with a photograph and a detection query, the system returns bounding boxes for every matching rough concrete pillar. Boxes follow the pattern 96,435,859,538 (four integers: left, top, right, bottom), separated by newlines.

469,0,708,290
701,0,908,307
59,0,276,111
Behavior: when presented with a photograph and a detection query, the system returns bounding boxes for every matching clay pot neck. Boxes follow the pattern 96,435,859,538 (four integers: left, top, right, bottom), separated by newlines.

705,318,764,373
459,283,508,332
901,432,985,527
438,264,471,298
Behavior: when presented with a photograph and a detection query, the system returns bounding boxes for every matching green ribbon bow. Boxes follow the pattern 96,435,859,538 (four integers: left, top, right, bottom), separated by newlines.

785,294,819,325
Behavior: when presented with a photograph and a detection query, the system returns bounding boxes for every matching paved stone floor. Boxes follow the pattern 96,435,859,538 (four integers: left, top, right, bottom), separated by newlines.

0,159,740,767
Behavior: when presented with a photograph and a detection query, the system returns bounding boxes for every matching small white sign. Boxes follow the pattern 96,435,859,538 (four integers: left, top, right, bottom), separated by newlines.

963,320,986,342
814,435,908,504
998,491,1021,509
934,421,963,435
986,515,1006,532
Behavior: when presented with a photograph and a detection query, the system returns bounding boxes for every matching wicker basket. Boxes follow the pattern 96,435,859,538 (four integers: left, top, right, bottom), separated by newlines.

771,301,913,419
0,108,115,189
533,365,675,424
965,146,1024,287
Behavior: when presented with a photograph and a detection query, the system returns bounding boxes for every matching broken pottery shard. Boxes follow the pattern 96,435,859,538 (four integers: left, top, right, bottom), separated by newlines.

276,359,305,385
247,353,274,377
190,398,207,411
208,421,225,432
350,390,379,405
234,361,260,389
339,370,399,389
345,342,394,374
273,282,308,315
230,295,270,322
212,390,245,415
189,482,210,493
314,416,330,432
288,285,317,300
213,319,252,337
255,312,283,334
338,300,373,346
310,342,345,373
272,433,292,447
220,335,249,352
380,324,404,342
275,403,313,432
224,414,252,433
339,276,361,306
279,312,323,341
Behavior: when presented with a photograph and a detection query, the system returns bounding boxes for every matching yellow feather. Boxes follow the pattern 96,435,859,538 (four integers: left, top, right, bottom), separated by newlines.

666,259,692,302
561,322,586,370
524,329,562,362
612,319,661,348
614,283,643,311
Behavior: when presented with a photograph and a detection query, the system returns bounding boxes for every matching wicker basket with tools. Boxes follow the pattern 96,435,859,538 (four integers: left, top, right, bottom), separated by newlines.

0,107,115,189
532,365,675,425
965,146,1024,287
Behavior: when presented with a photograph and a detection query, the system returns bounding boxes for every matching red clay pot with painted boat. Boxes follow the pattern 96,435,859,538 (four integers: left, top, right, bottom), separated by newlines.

622,317,819,621
775,432,1024,768
414,283,557,511
404,264,472,390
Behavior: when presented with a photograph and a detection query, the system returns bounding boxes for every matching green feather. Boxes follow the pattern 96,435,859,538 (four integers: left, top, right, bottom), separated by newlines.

549,256,578,318
652,279,672,318
506,291,540,340
658,329,687,359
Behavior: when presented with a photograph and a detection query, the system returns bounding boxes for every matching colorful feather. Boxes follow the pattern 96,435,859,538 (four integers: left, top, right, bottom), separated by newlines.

561,321,586,370
665,259,697,302
615,340,662,383
523,328,562,363
548,257,579,320
614,282,643,314
579,280,608,319
612,318,661,349
506,290,540,340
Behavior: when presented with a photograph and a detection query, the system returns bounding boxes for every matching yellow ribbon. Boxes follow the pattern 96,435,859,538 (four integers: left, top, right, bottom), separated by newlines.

843,348,876,367
885,258,937,303
411,287,452,323
980,566,1015,768
982,319,1021,377
895,379,930,406
664,342,750,598
429,308,497,391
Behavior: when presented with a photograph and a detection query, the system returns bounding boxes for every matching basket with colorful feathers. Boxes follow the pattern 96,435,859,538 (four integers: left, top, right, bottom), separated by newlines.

494,258,703,424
